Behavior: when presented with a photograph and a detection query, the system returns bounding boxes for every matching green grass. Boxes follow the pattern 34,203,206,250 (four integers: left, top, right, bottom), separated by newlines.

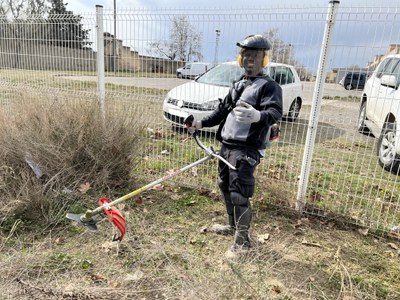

0,69,169,96
1,68,399,235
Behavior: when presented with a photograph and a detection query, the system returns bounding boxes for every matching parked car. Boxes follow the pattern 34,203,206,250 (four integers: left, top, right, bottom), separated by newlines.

176,62,213,79
163,61,303,132
339,71,367,90
357,54,400,173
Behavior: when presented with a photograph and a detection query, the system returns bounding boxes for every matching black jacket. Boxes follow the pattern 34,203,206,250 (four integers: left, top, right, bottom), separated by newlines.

202,75,282,150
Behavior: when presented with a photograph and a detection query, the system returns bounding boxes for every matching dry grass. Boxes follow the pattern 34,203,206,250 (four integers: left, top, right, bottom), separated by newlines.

0,93,399,300
1,186,399,299
0,92,146,229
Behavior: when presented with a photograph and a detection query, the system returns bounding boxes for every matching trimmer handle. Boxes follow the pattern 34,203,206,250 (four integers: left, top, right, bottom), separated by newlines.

184,114,236,170
184,115,197,136
184,115,194,129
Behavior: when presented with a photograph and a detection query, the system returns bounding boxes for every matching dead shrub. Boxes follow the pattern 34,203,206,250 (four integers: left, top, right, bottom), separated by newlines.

0,93,146,227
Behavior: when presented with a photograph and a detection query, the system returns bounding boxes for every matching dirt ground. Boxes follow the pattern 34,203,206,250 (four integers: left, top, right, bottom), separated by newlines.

1,186,399,300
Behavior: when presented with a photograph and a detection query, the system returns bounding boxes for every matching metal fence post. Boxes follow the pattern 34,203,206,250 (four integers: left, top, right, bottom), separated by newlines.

296,1,340,211
96,5,106,121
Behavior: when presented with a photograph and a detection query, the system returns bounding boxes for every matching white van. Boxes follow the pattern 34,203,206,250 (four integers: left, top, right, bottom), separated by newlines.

176,62,213,79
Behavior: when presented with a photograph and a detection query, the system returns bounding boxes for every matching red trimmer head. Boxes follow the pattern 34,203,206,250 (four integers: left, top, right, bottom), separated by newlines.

98,198,126,241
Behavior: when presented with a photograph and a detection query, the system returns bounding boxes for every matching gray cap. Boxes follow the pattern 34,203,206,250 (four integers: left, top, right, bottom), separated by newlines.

236,34,271,50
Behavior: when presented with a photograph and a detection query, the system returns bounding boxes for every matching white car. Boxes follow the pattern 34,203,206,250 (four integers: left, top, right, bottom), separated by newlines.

163,61,303,132
358,54,400,172
176,62,213,79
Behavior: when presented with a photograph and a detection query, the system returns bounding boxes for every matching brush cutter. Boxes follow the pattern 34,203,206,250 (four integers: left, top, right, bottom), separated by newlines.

66,115,235,242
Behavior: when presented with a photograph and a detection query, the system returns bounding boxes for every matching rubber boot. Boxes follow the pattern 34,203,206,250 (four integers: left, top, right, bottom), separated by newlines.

225,192,251,261
211,192,235,235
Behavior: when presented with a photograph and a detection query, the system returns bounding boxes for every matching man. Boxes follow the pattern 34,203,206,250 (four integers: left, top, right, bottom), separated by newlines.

189,34,283,259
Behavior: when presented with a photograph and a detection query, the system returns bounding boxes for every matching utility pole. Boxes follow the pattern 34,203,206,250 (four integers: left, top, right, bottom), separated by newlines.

214,29,220,65
113,0,117,72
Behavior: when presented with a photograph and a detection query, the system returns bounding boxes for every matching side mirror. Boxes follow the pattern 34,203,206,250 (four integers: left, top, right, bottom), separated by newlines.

380,74,397,88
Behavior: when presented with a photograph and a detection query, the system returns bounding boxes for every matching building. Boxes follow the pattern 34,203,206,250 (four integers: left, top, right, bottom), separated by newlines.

367,44,400,71
103,32,184,74
327,44,400,84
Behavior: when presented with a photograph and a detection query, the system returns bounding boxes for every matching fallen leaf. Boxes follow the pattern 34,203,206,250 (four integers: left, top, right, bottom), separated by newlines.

385,250,395,258
78,182,91,194
301,239,322,248
328,190,338,196
343,296,357,300
271,285,282,294
55,237,65,245
191,166,198,177
154,131,165,139
258,233,270,244
151,184,164,191
358,228,369,236
143,207,148,213
171,194,180,201
108,280,121,288
117,203,125,211
124,270,144,283
200,226,208,233
101,241,119,252
135,197,144,205
91,273,106,283
310,191,322,202
388,243,399,250
390,226,400,238
294,218,309,228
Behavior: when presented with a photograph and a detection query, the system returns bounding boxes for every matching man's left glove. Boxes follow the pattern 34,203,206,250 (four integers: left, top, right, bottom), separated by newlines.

193,120,202,130
233,102,261,124
187,118,202,134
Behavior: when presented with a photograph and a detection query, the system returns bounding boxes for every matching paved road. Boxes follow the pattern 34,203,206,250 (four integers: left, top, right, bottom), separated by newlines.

60,75,191,90
61,75,362,106
61,74,371,143
302,82,362,105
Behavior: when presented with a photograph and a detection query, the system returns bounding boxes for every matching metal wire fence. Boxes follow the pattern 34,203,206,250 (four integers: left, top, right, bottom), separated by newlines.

0,2,399,236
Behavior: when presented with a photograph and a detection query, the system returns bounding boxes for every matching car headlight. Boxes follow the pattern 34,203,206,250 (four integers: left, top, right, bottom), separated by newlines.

199,99,219,111
165,96,176,105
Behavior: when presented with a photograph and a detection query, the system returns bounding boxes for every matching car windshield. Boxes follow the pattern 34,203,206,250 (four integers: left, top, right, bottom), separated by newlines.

196,63,272,87
196,64,244,87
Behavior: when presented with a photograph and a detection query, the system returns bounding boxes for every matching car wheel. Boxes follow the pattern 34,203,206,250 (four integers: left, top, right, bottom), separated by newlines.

377,122,400,173
345,84,352,90
357,102,369,134
285,98,301,122
177,73,182,78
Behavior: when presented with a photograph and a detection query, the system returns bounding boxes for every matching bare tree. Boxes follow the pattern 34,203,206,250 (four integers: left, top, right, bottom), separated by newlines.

262,28,313,81
149,16,203,62
1,0,47,18
262,28,296,65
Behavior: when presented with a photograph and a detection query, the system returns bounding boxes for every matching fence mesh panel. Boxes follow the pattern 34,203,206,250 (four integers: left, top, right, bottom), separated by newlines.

0,4,399,235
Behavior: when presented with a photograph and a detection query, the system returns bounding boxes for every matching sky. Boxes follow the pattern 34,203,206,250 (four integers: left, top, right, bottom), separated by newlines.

64,0,400,72
67,0,400,11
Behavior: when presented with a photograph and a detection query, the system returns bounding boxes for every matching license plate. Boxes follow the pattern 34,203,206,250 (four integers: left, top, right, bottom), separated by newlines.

169,108,188,118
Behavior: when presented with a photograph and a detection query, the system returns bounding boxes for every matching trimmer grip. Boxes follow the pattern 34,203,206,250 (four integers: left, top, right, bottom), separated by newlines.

184,115,194,128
